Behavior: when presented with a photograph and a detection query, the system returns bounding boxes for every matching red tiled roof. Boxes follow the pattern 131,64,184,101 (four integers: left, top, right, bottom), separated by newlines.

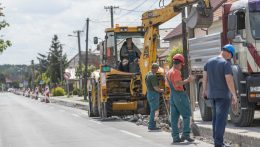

163,0,233,40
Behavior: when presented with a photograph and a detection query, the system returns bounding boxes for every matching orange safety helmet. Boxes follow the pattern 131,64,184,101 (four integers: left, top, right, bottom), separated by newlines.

172,54,185,64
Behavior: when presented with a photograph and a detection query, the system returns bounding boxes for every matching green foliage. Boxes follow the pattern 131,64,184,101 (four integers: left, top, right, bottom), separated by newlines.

35,35,68,86
46,35,68,84
76,65,96,78
0,65,31,84
42,73,50,84
0,4,12,53
166,45,183,67
72,88,83,96
87,65,96,77
0,73,5,83
52,87,66,96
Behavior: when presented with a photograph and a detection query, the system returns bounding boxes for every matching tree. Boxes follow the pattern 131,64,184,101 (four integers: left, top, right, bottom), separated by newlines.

0,73,5,83
166,45,183,67
75,65,96,78
47,35,68,84
0,4,11,53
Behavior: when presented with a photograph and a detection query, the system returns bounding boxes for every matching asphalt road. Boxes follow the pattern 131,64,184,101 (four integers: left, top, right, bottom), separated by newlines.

0,93,213,147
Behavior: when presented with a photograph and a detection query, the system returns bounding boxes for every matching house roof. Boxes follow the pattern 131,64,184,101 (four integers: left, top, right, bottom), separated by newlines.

164,24,182,40
163,0,231,40
158,49,170,59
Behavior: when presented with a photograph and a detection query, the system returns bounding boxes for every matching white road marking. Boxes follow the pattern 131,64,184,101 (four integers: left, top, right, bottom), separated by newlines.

59,109,65,112
72,114,81,118
120,130,142,138
90,120,102,125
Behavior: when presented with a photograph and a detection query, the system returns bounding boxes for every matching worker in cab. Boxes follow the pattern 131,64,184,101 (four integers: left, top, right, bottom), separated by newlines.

167,54,194,143
145,63,164,130
120,38,141,73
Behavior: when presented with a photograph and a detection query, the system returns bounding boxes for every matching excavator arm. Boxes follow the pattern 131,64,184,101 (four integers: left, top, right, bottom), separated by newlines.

140,0,213,95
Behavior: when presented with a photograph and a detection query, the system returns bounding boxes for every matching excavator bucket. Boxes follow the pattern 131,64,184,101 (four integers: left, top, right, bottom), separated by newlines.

185,7,213,29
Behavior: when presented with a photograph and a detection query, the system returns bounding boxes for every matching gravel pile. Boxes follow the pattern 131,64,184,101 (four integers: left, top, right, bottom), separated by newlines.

122,114,171,132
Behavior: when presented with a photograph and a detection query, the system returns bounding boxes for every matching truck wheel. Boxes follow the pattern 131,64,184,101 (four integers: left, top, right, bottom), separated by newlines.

198,84,212,121
100,101,112,118
230,65,255,127
88,91,95,117
97,84,102,117
106,99,112,117
92,83,99,117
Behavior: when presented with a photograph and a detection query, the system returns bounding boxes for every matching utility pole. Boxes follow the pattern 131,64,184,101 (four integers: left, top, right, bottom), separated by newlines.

73,30,83,90
187,5,196,124
84,18,89,101
104,6,119,28
31,60,35,90
181,8,189,97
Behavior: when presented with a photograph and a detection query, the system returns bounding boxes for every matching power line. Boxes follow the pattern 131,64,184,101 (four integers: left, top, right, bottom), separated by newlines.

90,18,140,23
104,6,119,28
114,0,148,20
118,8,145,12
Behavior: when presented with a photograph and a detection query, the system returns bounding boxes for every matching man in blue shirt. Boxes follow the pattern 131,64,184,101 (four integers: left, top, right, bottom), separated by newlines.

203,44,238,147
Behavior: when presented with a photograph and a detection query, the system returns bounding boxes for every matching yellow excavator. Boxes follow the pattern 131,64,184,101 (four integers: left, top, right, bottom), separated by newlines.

89,0,213,118
140,0,213,97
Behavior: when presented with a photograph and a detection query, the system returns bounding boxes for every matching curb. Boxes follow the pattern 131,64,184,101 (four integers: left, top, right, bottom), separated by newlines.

50,97,88,111
195,121,260,147
16,91,89,111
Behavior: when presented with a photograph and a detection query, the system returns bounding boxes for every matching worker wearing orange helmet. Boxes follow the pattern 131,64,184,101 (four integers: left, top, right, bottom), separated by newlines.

166,54,194,143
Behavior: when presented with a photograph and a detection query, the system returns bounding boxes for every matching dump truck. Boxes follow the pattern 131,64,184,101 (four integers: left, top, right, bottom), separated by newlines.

189,0,260,127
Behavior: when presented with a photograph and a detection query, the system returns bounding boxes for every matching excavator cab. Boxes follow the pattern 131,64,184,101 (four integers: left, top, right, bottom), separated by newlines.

104,26,145,73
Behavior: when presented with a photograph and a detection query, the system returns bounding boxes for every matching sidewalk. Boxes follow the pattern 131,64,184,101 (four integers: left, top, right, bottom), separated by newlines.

49,95,88,110
194,108,260,147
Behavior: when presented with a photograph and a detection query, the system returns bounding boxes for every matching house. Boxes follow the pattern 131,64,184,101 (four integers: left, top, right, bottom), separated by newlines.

65,51,100,90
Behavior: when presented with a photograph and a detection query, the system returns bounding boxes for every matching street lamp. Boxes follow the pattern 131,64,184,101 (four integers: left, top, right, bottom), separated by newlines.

68,31,83,90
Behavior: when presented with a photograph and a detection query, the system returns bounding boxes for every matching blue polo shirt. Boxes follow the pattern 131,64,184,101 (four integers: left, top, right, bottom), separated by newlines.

204,56,233,99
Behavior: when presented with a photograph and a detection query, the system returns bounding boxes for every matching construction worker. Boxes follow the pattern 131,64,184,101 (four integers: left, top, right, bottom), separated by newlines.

145,63,164,130
120,38,141,73
203,44,237,147
167,54,194,143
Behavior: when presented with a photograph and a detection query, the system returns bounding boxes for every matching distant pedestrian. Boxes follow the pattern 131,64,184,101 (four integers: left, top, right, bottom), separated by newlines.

35,87,39,100
145,63,164,130
203,44,237,147
44,87,50,103
167,54,194,143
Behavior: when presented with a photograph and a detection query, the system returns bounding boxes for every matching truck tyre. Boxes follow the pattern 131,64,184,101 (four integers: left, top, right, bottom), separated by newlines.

88,91,95,117
92,82,99,117
101,100,112,118
198,84,212,121
106,99,112,117
97,84,102,117
230,65,255,127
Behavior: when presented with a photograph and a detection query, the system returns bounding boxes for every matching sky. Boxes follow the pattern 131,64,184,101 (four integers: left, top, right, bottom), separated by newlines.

0,0,181,65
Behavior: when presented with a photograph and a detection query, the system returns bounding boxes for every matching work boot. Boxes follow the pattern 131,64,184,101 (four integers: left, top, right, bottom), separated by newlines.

172,138,184,143
148,127,160,131
180,136,194,142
